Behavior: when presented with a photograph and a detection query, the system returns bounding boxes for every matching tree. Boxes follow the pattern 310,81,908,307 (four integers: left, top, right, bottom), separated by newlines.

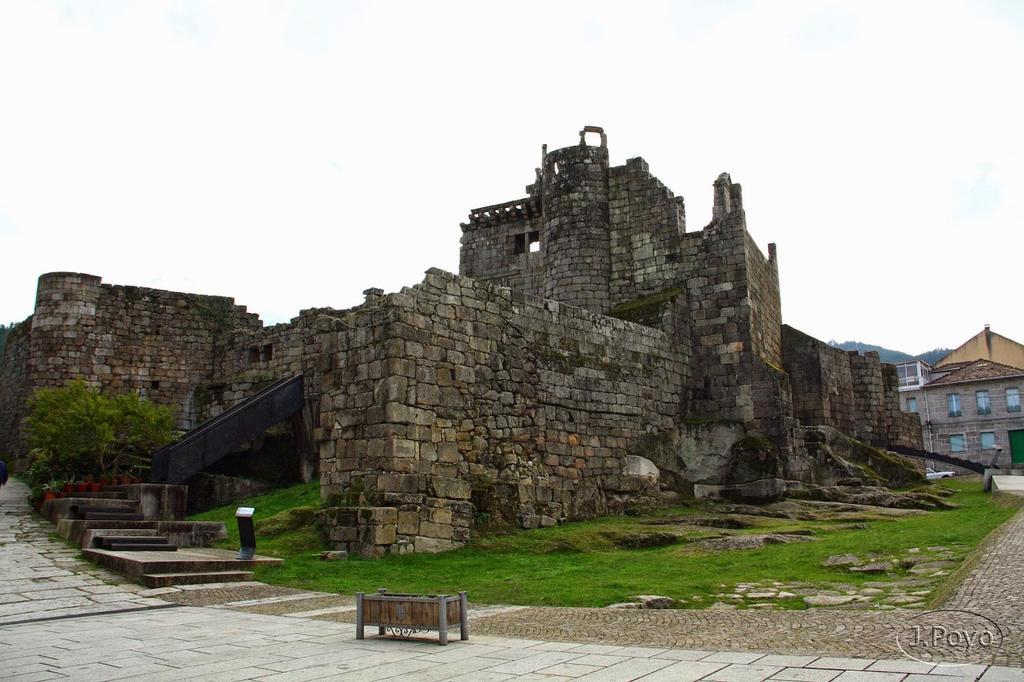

23,380,174,483
0,322,16,356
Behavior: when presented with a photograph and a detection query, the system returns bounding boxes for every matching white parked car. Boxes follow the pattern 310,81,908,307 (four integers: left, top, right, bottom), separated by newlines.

926,468,956,480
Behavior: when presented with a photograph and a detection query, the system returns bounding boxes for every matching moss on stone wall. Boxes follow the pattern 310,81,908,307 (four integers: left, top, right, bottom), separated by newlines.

844,438,925,488
535,347,629,381
608,287,684,326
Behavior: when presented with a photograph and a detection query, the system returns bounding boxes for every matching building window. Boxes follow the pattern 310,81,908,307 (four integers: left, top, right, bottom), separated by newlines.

248,347,260,364
1008,388,1021,413
981,432,997,450
976,391,991,415
949,434,965,453
261,344,274,362
947,393,961,418
906,397,918,413
513,231,541,255
897,364,920,387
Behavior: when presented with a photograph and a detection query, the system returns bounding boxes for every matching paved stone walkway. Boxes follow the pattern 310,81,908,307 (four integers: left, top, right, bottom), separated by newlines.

3,478,1024,680
0,480,175,626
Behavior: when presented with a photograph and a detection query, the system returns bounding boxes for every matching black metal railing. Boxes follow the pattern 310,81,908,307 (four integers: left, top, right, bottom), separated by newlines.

890,445,986,475
150,374,305,485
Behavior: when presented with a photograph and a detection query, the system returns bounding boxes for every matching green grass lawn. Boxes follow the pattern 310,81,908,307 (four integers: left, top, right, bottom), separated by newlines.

189,478,1021,608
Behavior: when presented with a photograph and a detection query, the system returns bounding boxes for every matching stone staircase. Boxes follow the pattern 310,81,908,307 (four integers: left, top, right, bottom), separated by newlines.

41,484,281,587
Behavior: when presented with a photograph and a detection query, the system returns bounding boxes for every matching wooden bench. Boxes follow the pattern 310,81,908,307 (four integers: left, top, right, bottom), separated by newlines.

355,589,468,645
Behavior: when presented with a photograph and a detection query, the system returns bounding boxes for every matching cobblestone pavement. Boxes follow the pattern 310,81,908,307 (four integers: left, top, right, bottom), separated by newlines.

3,477,1024,679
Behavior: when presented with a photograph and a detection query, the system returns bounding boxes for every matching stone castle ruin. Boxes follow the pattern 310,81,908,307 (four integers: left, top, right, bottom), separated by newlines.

0,126,923,556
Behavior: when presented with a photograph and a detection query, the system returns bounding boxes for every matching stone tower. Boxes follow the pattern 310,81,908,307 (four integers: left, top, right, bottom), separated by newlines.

540,126,611,313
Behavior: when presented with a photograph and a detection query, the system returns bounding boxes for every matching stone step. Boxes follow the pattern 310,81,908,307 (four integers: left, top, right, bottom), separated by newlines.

59,519,226,547
83,511,145,521
100,536,171,545
98,536,173,549
70,491,132,499
72,504,139,519
106,543,178,552
141,571,254,588
82,528,169,549
58,519,159,543
82,546,281,586
42,497,138,524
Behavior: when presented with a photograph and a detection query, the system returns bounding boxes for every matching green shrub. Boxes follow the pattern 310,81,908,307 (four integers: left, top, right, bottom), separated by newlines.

24,380,174,484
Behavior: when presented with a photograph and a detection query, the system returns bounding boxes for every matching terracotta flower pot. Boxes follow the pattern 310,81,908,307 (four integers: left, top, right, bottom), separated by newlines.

89,483,102,492
43,491,57,502
75,483,89,493
63,483,75,494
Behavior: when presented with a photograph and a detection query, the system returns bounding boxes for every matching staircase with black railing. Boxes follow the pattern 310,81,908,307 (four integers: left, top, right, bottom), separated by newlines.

890,445,987,475
150,374,305,485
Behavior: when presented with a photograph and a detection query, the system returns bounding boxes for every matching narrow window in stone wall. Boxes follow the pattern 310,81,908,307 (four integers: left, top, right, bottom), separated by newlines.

981,432,997,449
528,231,541,253
261,344,274,362
1008,388,1021,413
248,347,260,364
976,391,991,415
514,233,527,255
906,397,918,412
949,433,966,453
947,393,961,418
150,380,160,390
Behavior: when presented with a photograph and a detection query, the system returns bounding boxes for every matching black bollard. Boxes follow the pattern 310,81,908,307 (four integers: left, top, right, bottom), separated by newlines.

236,506,256,560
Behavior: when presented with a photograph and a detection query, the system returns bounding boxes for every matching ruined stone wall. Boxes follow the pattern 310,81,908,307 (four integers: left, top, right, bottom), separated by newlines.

200,304,343,421
0,319,32,464
25,272,260,432
850,352,888,446
676,195,768,426
318,268,685,555
607,157,687,304
781,324,919,448
458,198,545,299
781,325,856,436
745,233,782,367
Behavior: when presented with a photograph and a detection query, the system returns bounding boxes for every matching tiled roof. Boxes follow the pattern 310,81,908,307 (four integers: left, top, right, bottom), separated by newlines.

925,359,1024,387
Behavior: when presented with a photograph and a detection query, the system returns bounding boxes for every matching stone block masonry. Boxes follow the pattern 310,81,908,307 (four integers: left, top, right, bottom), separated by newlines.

781,325,922,449
317,269,684,556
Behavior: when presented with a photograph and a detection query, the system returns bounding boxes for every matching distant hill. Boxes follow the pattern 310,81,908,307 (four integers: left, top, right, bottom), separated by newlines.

828,340,951,366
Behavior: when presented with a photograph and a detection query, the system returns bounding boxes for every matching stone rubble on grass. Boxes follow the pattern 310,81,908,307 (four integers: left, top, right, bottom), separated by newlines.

629,594,675,609
823,554,861,567
803,594,857,606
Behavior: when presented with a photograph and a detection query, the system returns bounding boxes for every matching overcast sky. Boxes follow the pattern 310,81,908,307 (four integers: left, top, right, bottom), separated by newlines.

1,1,1021,355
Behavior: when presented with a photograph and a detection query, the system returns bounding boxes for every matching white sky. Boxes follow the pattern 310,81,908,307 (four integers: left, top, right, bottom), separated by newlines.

1,1,1021,355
